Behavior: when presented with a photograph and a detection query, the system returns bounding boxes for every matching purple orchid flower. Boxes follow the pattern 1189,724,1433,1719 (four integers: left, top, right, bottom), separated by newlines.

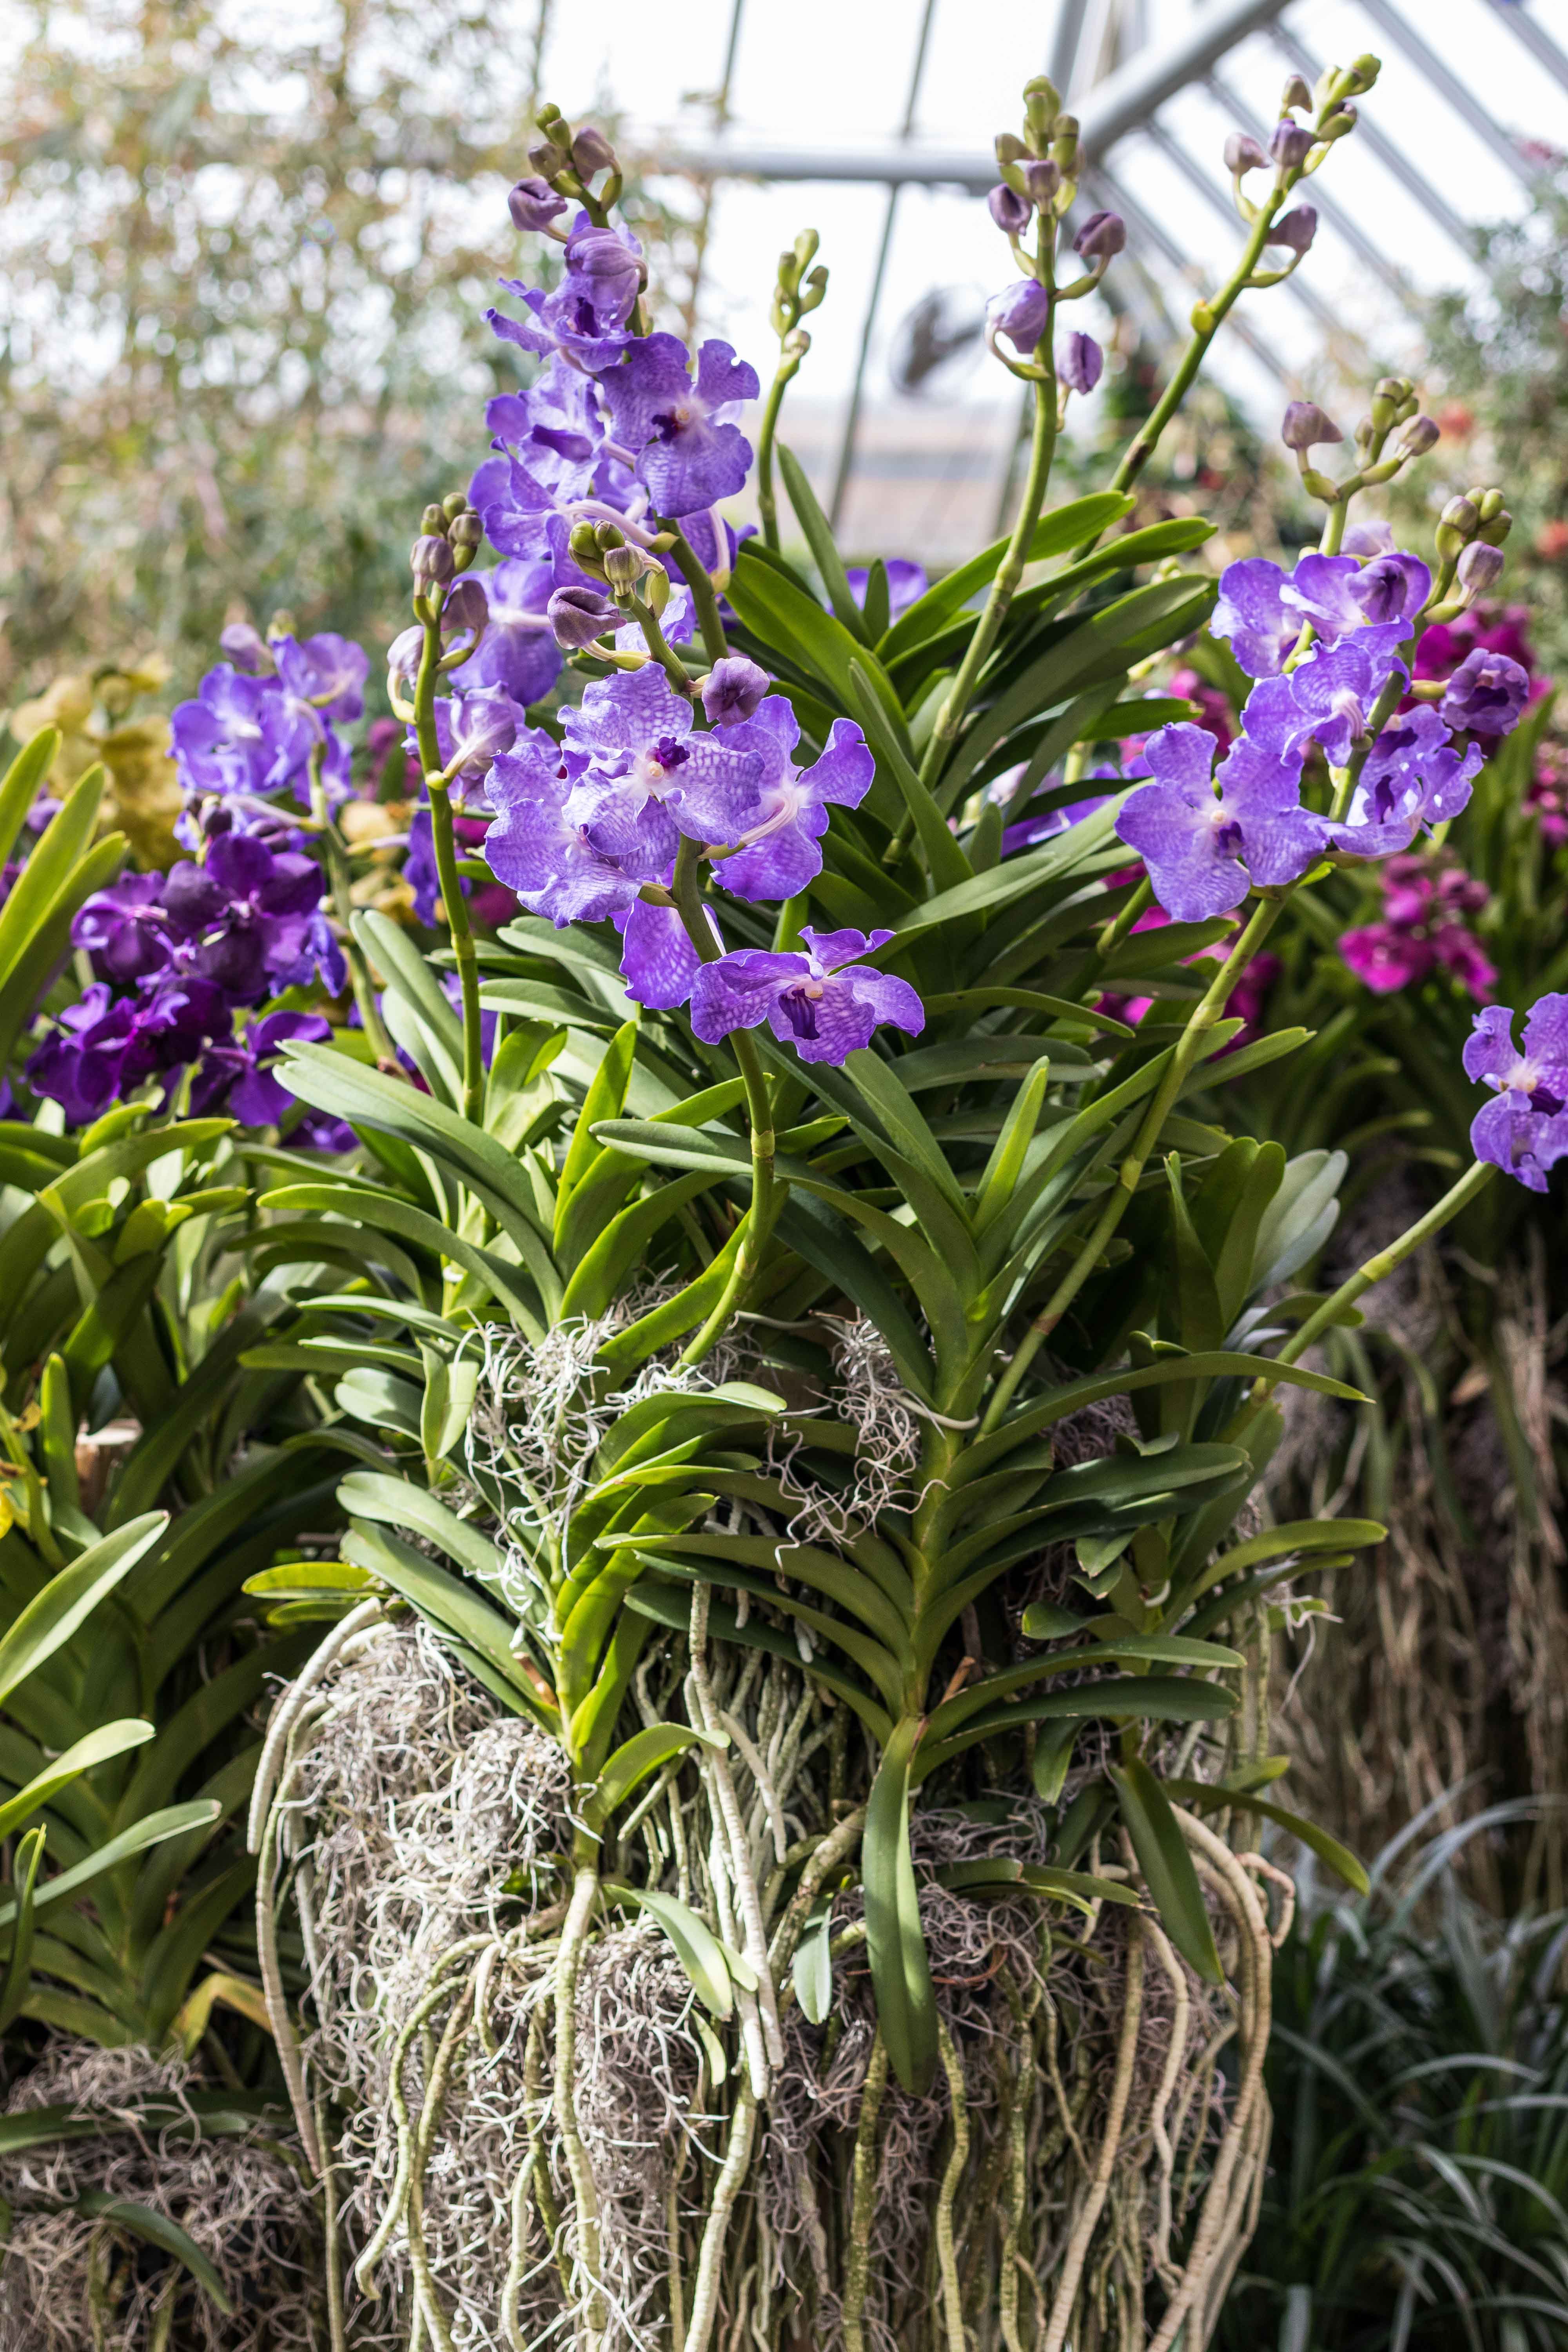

271,909,348,997
459,559,566,705
163,832,323,999
599,334,760,518
273,633,370,724
171,667,292,802
689,926,924,1066
1114,723,1325,920
1325,708,1483,858
710,704,874,903
26,986,145,1124
73,875,176,985
1212,548,1430,679
412,684,527,785
1439,646,1531,737
845,560,928,623
190,1009,335,1124
615,890,721,1010
485,730,644,927
487,212,642,372
1463,996,1568,1190
557,665,764,881
1241,632,1410,771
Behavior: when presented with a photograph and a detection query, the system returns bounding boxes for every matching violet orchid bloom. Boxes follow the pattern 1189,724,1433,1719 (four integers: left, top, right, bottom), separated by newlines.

191,1010,334,1125
845,560,929,623
1212,548,1429,679
1440,646,1531,737
273,633,370,724
411,684,526,786
73,875,176,985
1114,723,1324,920
1241,632,1410,770
487,213,642,372
485,730,644,926
1463,996,1568,1190
460,559,565,705
26,986,145,1124
271,910,348,997
163,832,323,999
701,657,770,727
1431,924,1497,1000
599,335,760,518
615,889,721,1010
171,667,292,802
1325,708,1483,859
558,665,764,882
711,704,875,902
690,926,925,1066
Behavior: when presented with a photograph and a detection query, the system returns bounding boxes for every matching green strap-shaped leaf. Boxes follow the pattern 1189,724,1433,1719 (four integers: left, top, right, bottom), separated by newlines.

0,763,105,990
792,1899,835,2024
0,1515,167,1707
586,1722,724,1829
0,1723,152,1844
612,1884,736,2018
843,661,971,892
70,2194,234,2315
0,730,62,868
1162,1779,1369,1895
0,1826,46,2032
1110,1756,1223,1983
878,492,1134,661
864,1721,938,2094
338,1471,513,1599
0,1801,222,1932
777,445,874,642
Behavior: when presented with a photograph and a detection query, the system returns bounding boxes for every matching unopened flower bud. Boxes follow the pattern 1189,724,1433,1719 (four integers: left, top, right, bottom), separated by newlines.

1270,118,1314,171
1060,330,1103,395
421,503,450,537
995,132,1028,167
1457,542,1506,597
593,519,627,552
988,182,1031,235
1477,506,1513,548
509,176,569,234
987,279,1051,353
1267,205,1318,254
528,136,572,181
1050,113,1080,171
1475,487,1507,523
441,577,487,636
1348,54,1380,93
1224,131,1269,174
800,266,828,314
1073,208,1125,261
701,656,771,726
1023,74,1060,143
793,228,820,271
1317,105,1357,142
568,521,605,573
411,533,454,588
1396,414,1440,456
448,510,484,549
571,126,617,179
386,626,422,693
1436,494,1481,561
442,490,468,519
1022,157,1061,208
603,543,652,591
219,621,272,675
1281,399,1342,451
548,584,618,650
1281,72,1312,112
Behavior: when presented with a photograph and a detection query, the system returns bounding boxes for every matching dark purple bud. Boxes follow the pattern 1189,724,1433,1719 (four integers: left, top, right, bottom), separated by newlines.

1281,400,1343,452
1022,158,1061,207
508,176,568,234
1270,119,1315,171
442,578,488,636
1224,131,1268,174
412,534,455,588
1457,542,1505,595
1073,209,1126,262
701,657,771,726
218,621,273,675
1060,331,1103,396
1267,205,1317,255
987,183,1031,234
987,279,1052,353
564,220,642,313
570,127,618,179
548,584,618,650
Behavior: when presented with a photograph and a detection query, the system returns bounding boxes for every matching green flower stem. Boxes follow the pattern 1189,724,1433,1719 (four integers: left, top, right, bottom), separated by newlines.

412,606,485,1123
1262,1157,1497,1387
1108,187,1290,503
755,351,804,552
659,528,730,666
306,744,397,1068
668,842,780,1365
631,597,701,691
984,894,1286,1431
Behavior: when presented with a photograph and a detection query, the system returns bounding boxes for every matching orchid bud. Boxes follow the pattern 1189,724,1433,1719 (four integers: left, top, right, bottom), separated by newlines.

571,126,618,180
441,578,487,636
508,176,568,234
1281,400,1343,452
1280,72,1312,112
1436,494,1481,560
528,136,572,182
442,490,468,518
1317,105,1358,142
1022,157,1061,208
1477,504,1513,548
1270,118,1314,171
387,627,423,694
1267,205,1318,254
603,543,653,591
995,132,1027,167
548,584,618,650
701,656,771,726
1050,113,1080,174
1060,331,1103,395
1224,131,1268,175
1023,75,1060,143
1396,414,1440,456
987,279,1051,353
421,503,449,537
411,534,454,589
1457,542,1506,597
448,509,484,550
987,182,1031,235
800,267,828,314
593,519,627,552
568,521,606,575
219,621,272,675
1073,208,1125,261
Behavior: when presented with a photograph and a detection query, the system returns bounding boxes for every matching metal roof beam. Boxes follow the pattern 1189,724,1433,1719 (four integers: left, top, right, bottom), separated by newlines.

1479,0,1568,101
1354,0,1537,189
1087,159,1291,383
1269,22,1477,255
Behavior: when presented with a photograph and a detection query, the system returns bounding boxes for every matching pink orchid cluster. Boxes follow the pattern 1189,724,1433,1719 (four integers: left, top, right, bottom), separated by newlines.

1339,853,1495,1000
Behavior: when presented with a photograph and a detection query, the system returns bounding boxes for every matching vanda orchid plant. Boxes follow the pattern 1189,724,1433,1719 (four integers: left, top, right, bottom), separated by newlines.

0,49,1552,2352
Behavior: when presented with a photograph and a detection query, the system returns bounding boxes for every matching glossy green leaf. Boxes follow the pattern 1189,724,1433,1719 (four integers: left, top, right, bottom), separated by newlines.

878,491,1134,661
1163,1779,1369,1893
0,1801,222,1931
792,1900,835,2024
69,2194,234,2314
0,1515,167,1707
1110,1756,1222,1983
0,1722,154,1843
863,1719,937,2095
778,444,873,641
0,1826,45,2033
615,1883,736,2017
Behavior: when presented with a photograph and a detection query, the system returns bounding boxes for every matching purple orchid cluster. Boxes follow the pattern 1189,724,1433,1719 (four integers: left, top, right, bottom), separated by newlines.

1115,530,1530,923
1465,995,1568,1192
25,628,377,1140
